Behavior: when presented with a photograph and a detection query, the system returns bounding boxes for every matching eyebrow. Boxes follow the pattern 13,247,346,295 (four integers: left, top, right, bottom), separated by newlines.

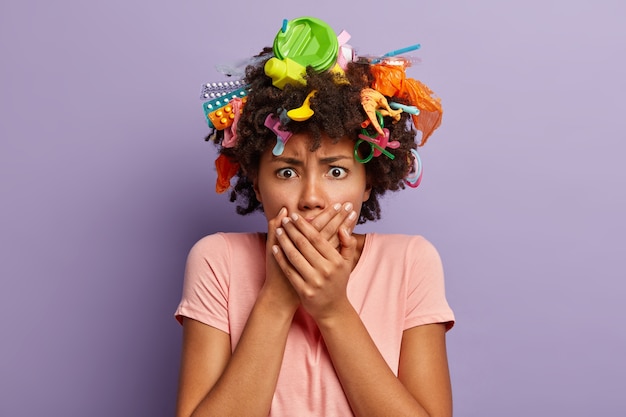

271,155,352,166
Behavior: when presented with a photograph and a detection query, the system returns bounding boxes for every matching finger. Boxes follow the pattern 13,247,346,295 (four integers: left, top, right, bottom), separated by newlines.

266,207,289,279
281,215,355,288
310,203,345,238
336,204,358,245
338,220,358,261
275,225,318,281
282,213,341,263
309,202,342,231
267,207,288,246
271,244,306,289
318,202,355,247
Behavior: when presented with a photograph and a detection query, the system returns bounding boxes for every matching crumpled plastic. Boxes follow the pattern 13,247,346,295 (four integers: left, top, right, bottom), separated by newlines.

215,153,240,193
370,64,443,146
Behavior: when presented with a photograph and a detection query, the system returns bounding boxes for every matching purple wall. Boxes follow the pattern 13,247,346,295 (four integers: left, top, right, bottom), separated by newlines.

1,1,624,415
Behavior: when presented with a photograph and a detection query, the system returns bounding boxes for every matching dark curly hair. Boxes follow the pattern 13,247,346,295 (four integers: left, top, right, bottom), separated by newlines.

214,48,419,224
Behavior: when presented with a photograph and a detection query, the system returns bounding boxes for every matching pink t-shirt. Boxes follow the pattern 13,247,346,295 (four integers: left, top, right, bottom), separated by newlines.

175,232,454,416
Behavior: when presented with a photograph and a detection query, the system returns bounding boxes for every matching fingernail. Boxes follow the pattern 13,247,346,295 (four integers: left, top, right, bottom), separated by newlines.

279,207,286,216
272,245,278,254
281,217,290,225
291,213,299,221
333,203,341,211
344,202,353,211
276,228,283,236
348,211,357,221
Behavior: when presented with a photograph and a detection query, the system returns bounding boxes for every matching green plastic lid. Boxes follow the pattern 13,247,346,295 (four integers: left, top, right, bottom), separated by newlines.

272,17,338,72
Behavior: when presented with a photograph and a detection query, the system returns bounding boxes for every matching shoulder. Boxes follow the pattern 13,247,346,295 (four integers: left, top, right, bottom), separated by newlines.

185,232,264,274
189,232,263,257
365,234,444,284
367,234,441,262
369,234,454,329
177,233,265,329
368,233,433,246
181,232,265,293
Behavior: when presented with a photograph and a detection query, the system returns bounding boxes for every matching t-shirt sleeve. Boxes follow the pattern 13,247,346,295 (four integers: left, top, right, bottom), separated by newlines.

174,233,231,333
404,236,455,331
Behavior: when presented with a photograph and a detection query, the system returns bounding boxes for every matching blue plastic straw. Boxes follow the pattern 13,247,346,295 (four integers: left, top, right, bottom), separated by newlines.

382,44,421,58
372,44,421,63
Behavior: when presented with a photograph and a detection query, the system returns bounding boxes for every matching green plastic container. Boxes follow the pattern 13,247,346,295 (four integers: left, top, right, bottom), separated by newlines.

272,17,338,72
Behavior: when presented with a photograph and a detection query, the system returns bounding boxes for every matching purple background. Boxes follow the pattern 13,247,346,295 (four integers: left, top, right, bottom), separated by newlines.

1,1,624,415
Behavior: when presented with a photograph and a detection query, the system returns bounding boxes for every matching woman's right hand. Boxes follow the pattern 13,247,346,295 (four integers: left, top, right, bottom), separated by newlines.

262,207,300,313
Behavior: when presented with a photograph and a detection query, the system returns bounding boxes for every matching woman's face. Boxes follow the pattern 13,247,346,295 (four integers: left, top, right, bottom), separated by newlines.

253,133,372,222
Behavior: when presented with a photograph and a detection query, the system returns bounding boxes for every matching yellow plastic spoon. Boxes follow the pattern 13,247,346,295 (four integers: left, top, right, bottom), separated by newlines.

287,90,317,121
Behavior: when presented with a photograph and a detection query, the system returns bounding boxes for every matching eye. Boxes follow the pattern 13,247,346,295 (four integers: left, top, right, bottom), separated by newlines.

276,168,297,179
327,167,348,179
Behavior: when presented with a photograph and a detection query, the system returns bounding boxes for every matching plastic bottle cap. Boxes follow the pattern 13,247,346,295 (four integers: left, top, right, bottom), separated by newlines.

264,57,307,89
272,17,338,72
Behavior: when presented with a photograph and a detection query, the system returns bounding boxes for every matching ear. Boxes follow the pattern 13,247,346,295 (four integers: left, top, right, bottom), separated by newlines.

253,176,263,204
362,182,372,203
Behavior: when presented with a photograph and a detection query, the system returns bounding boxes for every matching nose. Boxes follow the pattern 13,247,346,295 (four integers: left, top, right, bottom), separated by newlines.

298,177,326,212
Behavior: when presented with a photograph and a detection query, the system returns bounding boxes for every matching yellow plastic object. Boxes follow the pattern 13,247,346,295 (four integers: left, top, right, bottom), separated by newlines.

264,57,307,89
287,90,316,121
329,63,349,85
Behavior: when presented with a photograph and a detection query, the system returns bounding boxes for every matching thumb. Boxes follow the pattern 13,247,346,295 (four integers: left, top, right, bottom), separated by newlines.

338,226,357,260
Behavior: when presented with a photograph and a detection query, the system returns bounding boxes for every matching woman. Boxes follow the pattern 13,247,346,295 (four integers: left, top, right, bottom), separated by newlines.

175,17,455,417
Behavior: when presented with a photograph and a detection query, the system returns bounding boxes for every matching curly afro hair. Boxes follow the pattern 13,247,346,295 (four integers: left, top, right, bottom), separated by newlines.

214,48,420,224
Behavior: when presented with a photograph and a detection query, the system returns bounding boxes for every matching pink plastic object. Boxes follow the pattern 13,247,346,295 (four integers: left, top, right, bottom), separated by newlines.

404,148,423,188
357,128,400,157
264,114,293,155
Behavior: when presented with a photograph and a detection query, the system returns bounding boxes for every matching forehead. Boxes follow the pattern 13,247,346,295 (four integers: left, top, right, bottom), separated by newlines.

272,133,355,158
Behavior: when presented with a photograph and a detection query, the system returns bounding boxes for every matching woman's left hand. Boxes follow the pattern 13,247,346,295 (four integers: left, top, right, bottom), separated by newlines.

272,203,358,321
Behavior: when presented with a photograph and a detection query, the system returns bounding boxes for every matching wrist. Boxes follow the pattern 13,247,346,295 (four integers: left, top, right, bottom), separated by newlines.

256,286,299,320
312,299,356,331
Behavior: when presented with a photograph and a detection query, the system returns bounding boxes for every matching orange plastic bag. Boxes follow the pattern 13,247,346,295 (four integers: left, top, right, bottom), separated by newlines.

215,153,240,193
370,64,443,146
